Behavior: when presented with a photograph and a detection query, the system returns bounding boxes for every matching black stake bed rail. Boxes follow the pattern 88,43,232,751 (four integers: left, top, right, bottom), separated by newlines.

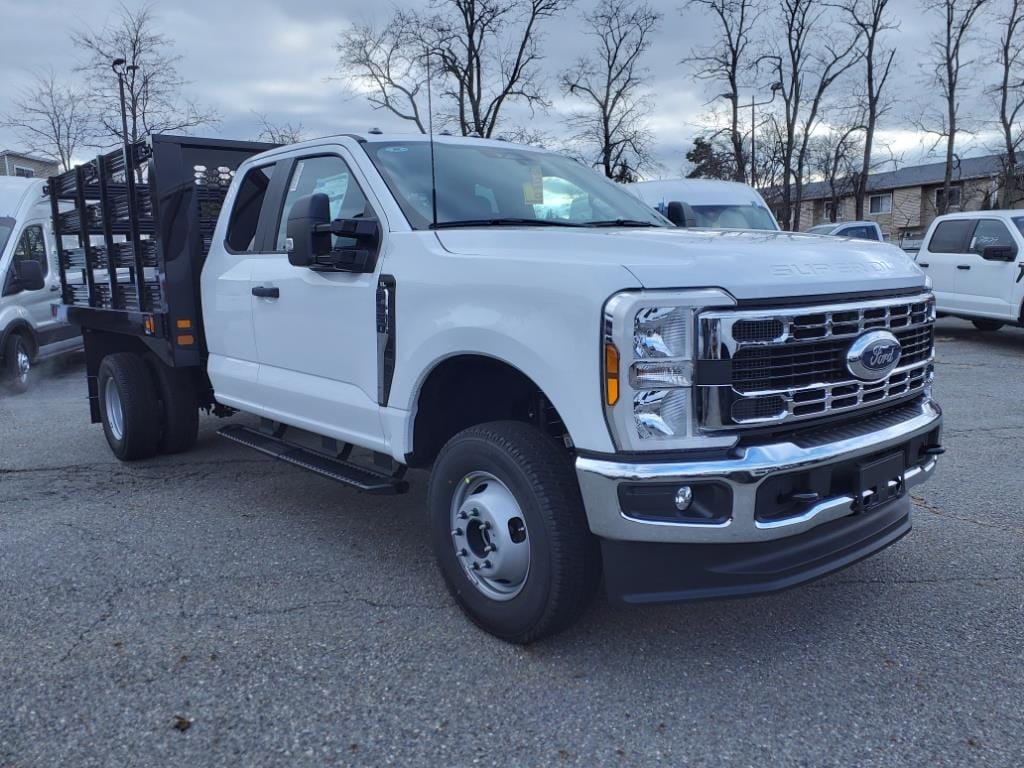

49,134,277,368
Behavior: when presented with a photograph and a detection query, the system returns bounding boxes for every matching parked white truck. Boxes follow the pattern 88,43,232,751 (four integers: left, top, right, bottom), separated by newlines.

54,134,943,642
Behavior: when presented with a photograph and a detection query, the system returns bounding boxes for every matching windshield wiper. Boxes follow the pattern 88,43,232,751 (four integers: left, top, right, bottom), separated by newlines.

430,218,587,229
586,219,659,228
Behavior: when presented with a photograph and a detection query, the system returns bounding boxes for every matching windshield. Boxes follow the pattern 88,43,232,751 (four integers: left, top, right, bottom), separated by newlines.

0,216,14,256
364,141,668,229
690,204,778,231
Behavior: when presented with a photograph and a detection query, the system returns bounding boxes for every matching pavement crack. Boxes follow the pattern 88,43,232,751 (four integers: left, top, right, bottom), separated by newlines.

913,493,1024,535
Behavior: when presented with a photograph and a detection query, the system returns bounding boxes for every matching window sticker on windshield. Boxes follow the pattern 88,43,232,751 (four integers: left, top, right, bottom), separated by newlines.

289,162,304,193
523,167,544,204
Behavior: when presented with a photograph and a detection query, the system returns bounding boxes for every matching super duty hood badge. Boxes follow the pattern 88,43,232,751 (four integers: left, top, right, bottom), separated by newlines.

846,330,902,381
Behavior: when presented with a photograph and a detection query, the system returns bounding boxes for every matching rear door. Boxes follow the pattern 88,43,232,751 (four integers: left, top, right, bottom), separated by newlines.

249,151,387,450
955,218,1021,320
918,219,975,314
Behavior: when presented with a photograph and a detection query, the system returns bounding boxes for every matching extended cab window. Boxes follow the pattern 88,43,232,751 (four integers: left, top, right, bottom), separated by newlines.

13,225,48,277
227,163,276,252
927,220,974,253
275,155,372,251
968,219,1015,257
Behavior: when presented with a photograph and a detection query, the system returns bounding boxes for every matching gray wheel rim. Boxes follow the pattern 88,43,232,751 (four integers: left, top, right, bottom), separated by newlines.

450,471,531,601
15,346,29,384
104,377,125,441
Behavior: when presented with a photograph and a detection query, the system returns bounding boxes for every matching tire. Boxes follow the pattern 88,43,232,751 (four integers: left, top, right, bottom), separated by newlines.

971,319,1004,332
2,333,32,394
427,421,601,643
145,354,198,454
97,353,161,461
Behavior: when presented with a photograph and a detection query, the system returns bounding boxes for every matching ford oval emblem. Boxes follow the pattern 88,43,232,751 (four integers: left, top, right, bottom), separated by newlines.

846,330,902,381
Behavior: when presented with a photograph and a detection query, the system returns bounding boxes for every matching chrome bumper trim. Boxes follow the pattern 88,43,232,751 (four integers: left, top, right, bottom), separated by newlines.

576,399,941,544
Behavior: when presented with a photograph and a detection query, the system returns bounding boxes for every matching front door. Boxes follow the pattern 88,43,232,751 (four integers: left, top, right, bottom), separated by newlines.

250,152,386,451
4,223,64,344
919,219,974,315
955,218,1021,320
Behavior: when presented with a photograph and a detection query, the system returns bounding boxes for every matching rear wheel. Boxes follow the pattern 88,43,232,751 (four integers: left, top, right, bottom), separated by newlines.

2,334,32,394
971,319,1004,332
427,421,601,643
98,353,161,461
145,354,199,454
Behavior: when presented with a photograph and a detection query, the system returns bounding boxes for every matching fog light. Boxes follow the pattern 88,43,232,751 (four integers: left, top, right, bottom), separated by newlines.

674,486,693,511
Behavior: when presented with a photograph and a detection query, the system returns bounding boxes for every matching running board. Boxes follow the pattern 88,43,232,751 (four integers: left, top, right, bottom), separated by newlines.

218,424,409,495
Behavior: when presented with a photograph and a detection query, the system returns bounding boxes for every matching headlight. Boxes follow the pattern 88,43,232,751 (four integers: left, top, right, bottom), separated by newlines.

603,289,737,451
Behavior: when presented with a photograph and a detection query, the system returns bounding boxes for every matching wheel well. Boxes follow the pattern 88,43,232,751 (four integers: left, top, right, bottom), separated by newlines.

1,321,37,359
407,355,569,468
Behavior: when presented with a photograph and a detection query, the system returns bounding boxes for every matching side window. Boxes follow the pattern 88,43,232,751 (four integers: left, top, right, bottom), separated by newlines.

276,155,373,251
13,225,48,278
968,219,1015,258
926,220,974,253
226,163,277,252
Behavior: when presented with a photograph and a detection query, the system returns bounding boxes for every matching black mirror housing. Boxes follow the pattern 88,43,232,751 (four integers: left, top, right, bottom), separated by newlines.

14,260,45,291
666,201,697,228
982,244,1017,261
286,193,331,267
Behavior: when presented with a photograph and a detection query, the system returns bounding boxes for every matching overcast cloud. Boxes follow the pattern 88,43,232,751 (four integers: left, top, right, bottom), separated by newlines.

0,0,1009,175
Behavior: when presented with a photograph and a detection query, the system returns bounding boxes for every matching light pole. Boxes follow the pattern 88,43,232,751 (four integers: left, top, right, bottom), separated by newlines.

719,82,783,188
110,58,139,155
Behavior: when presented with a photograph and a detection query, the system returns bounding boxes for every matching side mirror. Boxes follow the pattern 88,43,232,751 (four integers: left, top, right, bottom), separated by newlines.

14,260,45,291
285,192,382,273
286,193,331,268
982,244,1017,261
665,201,697,228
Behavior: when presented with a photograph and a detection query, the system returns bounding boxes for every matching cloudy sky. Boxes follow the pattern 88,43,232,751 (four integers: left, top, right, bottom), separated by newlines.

0,0,1010,175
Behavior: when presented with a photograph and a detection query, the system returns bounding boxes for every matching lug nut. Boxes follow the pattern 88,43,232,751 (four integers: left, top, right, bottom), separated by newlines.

483,560,492,569
483,544,496,554
458,511,468,520
470,509,480,517
452,528,464,537
457,548,468,558
471,562,481,570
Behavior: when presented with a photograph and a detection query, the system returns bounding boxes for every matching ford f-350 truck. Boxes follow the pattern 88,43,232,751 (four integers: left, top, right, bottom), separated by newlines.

52,133,942,642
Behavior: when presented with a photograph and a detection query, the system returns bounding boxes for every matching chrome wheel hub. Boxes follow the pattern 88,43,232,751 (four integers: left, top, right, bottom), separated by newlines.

104,378,125,441
16,347,29,383
450,472,530,601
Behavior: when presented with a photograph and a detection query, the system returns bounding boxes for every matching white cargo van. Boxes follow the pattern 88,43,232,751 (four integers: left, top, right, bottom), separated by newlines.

626,179,779,231
0,178,80,393
915,211,1024,331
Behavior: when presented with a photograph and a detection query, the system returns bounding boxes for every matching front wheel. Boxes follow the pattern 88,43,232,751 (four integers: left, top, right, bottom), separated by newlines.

427,421,601,643
2,334,32,394
971,319,1004,332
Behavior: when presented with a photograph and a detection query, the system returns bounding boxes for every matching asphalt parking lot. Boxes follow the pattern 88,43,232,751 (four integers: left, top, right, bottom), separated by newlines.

1,317,1021,767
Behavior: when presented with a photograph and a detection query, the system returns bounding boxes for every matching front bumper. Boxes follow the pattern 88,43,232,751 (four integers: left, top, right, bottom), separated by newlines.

576,397,941,545
576,397,941,603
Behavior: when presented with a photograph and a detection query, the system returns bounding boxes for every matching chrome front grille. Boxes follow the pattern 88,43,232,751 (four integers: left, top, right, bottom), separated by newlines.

698,293,936,429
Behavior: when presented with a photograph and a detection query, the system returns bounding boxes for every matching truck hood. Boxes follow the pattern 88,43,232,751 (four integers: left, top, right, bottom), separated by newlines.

435,227,926,300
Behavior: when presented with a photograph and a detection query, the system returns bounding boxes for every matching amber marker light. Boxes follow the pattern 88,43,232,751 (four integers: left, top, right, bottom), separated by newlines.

604,342,620,406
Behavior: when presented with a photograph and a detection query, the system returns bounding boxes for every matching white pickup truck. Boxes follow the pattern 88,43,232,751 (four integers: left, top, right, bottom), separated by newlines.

53,133,943,642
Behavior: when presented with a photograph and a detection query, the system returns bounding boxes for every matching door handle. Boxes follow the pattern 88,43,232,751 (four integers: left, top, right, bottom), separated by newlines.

956,265,971,270
252,286,280,298
918,262,929,268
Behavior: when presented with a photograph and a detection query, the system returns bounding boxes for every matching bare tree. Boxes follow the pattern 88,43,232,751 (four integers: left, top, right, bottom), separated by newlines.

839,0,897,218
918,0,990,215
561,0,660,181
72,2,217,147
766,0,862,230
1,70,93,171
335,14,428,133
252,112,306,145
809,124,863,221
991,0,1024,207
429,0,573,137
684,0,762,183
